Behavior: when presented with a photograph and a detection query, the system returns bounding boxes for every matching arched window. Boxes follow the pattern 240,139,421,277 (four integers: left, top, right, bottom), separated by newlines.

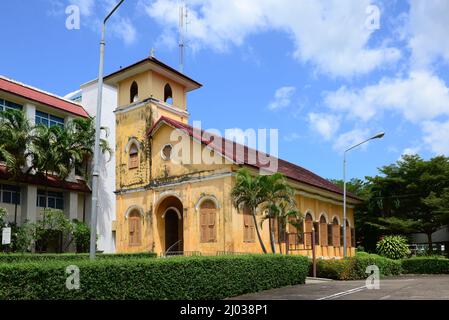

199,200,216,243
243,206,255,243
128,211,142,246
164,83,173,104
304,213,313,246
332,217,340,247
129,143,139,169
319,215,328,246
130,81,138,103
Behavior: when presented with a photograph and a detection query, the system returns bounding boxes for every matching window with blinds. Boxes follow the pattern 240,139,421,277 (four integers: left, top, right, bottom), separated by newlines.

243,207,255,243
128,143,139,169
304,213,313,246
200,200,217,243
319,215,328,246
332,217,340,247
128,212,142,246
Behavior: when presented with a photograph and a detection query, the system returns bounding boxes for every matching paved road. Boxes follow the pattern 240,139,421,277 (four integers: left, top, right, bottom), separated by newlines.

230,275,449,300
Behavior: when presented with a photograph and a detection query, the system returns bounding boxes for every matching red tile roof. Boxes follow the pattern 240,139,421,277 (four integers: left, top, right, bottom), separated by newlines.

104,56,202,90
0,77,89,118
0,165,91,193
148,116,361,201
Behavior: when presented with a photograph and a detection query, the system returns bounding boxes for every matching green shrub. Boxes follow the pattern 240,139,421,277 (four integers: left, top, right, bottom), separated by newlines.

0,254,309,300
0,252,156,263
71,220,90,253
376,235,410,260
315,253,402,280
402,256,449,274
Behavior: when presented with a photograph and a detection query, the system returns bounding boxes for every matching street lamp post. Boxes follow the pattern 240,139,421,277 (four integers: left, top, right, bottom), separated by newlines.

90,0,125,260
343,132,385,258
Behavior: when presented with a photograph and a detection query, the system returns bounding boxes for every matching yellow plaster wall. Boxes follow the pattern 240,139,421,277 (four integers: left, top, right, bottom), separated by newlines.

113,64,356,258
116,70,187,110
117,71,151,107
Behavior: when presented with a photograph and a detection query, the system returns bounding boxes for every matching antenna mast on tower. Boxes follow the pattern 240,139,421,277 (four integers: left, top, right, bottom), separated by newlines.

178,2,188,73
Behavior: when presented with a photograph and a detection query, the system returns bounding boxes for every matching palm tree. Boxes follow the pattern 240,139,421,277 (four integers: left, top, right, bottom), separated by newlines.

259,173,297,253
66,117,112,222
0,109,33,223
67,117,112,181
231,168,268,254
263,200,302,254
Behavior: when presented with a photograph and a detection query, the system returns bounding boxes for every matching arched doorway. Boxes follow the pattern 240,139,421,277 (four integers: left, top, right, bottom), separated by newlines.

164,208,182,252
156,195,184,254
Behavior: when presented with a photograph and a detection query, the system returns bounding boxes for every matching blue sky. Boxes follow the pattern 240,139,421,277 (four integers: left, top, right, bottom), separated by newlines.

1,0,449,181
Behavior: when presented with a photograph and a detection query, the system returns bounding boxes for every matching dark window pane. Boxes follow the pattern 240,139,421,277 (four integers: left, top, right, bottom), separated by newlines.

48,198,56,208
36,111,48,118
12,192,20,205
2,192,12,204
38,196,46,208
56,199,64,210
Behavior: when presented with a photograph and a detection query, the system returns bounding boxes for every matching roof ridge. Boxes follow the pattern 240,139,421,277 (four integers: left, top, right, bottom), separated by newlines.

149,116,360,201
0,75,84,108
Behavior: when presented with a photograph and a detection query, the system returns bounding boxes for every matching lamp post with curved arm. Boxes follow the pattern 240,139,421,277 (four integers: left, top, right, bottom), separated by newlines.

90,0,125,260
343,132,385,258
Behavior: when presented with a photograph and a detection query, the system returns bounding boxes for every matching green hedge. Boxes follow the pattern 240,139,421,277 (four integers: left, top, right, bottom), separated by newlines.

0,252,156,263
401,256,449,274
0,254,309,300
314,253,402,280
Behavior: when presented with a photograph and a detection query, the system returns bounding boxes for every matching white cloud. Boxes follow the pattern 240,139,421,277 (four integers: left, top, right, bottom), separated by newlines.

402,147,421,156
268,86,296,111
308,113,340,140
284,133,301,142
140,0,400,77
110,18,137,45
422,120,449,155
49,0,137,45
408,0,449,69
325,71,449,123
70,0,94,16
332,128,370,153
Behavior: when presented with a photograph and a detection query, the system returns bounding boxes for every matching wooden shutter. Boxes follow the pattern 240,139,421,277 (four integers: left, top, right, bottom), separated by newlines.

200,210,207,243
208,210,216,242
129,215,141,246
328,224,333,247
346,226,351,248
129,153,138,169
129,219,135,245
333,224,340,247
304,220,312,246
313,222,319,246
351,228,356,247
319,222,327,246
243,208,255,243
340,226,344,246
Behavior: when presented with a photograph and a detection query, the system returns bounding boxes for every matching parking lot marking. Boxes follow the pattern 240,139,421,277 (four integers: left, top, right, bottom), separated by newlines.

317,285,367,300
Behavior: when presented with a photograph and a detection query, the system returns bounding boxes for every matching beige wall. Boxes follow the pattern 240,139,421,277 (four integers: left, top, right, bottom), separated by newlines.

114,64,357,258
117,71,186,110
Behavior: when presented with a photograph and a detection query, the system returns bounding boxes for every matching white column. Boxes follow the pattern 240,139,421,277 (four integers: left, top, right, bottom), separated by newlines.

21,185,37,224
65,191,79,221
23,103,36,124
23,103,36,172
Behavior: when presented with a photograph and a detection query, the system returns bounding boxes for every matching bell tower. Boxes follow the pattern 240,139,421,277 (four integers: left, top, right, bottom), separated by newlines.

104,56,202,190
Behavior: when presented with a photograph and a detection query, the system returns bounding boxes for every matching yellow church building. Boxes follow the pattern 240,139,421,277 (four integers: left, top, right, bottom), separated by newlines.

104,56,360,258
